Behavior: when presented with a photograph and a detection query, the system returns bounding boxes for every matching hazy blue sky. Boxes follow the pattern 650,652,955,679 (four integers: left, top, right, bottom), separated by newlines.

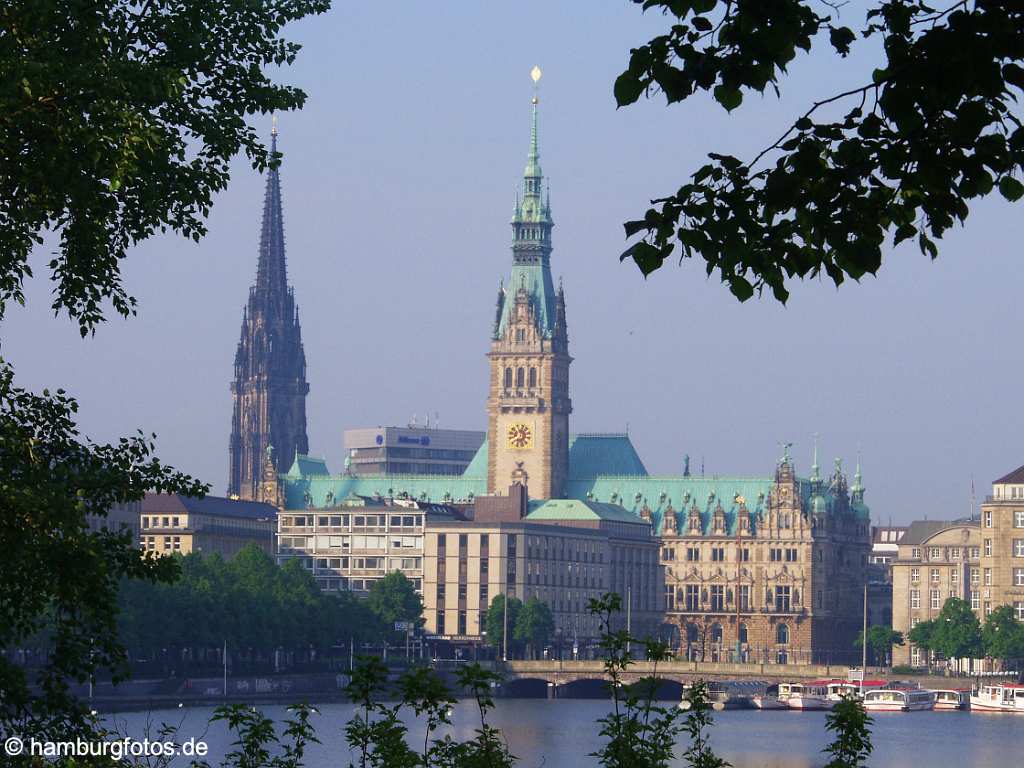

3,2,1020,523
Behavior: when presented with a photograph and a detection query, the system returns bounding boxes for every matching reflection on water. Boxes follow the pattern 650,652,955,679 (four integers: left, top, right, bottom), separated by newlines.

107,700,1022,768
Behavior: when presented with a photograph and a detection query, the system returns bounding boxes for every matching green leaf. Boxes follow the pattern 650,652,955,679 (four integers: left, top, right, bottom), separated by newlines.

621,241,666,276
713,85,742,112
1003,63,1024,91
614,71,646,107
998,176,1024,202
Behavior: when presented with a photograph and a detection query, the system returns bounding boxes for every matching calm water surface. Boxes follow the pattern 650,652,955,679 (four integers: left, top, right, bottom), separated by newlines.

108,700,1022,768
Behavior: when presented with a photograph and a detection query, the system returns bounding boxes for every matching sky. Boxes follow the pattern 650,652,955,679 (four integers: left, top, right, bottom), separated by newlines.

2,2,1020,524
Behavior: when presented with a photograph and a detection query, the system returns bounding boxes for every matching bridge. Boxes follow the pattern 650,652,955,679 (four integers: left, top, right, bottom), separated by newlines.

484,659,850,698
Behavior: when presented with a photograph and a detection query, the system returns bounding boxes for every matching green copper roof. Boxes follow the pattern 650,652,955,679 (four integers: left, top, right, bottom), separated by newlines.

280,436,869,526
286,454,330,478
569,434,648,479
463,439,488,477
526,498,647,525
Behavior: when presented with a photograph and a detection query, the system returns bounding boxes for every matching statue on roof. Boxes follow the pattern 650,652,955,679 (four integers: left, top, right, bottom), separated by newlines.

683,454,691,477
780,441,793,464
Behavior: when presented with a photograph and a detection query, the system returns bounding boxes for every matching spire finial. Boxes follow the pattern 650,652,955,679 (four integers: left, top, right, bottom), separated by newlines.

271,112,278,137
526,66,542,178
811,432,820,481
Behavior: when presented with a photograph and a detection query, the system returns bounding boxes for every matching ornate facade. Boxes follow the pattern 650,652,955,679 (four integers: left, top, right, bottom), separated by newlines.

486,90,571,500
228,127,310,501
660,448,871,665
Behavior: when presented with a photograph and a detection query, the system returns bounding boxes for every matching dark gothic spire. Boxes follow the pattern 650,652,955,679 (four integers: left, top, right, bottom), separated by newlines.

228,121,310,501
256,123,288,295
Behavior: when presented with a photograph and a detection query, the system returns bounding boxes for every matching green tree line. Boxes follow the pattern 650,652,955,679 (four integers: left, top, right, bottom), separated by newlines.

116,547,423,674
483,594,556,660
908,598,1024,672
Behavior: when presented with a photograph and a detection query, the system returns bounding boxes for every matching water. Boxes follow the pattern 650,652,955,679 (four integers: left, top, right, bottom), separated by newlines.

107,700,1022,768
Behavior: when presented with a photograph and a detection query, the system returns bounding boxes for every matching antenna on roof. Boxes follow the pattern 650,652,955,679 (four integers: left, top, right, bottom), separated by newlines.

970,473,976,519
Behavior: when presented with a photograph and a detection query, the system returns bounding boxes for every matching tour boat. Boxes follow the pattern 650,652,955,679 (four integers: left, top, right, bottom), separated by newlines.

862,687,935,712
826,679,889,702
785,680,833,711
970,683,1024,713
751,683,790,710
930,688,970,711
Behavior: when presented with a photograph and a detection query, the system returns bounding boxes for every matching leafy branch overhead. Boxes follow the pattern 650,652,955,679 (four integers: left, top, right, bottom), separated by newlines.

616,1,1024,302
0,0,330,335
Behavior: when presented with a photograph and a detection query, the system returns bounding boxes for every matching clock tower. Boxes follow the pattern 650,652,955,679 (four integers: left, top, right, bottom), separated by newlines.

486,68,571,499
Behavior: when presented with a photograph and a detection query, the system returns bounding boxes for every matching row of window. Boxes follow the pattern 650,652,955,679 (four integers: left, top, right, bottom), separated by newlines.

282,514,422,529
143,535,181,551
982,509,1024,526
142,515,181,529
503,366,538,389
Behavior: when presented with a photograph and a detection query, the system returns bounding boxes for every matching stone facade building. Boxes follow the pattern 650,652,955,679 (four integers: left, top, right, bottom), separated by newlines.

890,519,981,667
228,125,309,501
660,450,871,665
980,465,1024,622
140,493,277,559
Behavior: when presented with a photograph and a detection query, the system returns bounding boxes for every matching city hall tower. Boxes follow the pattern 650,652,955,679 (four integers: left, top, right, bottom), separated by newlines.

486,68,571,499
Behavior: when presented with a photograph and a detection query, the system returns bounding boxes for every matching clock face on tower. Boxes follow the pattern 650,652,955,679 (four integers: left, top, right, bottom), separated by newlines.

506,422,534,450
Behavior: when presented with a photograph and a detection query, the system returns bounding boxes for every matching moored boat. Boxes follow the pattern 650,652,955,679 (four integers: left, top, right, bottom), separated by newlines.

970,683,1024,713
862,687,935,712
827,679,889,702
931,688,970,711
751,683,790,710
786,680,833,711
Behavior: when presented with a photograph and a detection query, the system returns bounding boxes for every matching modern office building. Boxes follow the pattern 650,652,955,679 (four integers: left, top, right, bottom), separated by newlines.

422,483,662,644
343,426,485,477
140,493,277,558
276,494,464,593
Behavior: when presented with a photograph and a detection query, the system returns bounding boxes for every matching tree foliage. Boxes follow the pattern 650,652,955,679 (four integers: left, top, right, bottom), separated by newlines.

344,658,515,768
0,0,328,744
823,697,873,768
484,595,524,658
117,545,383,666
854,624,904,666
616,1,1024,302
514,596,555,659
366,571,425,639
0,364,204,738
981,604,1024,666
0,0,330,334
908,597,982,667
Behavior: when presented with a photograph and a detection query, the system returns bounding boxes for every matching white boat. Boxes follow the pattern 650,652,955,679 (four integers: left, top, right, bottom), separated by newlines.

786,680,833,711
751,683,790,710
826,679,889,702
970,683,1024,713
862,687,935,712
931,688,970,711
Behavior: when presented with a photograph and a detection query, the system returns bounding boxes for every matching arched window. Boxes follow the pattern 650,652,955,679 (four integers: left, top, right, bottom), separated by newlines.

738,623,748,645
504,367,513,388
528,367,537,387
686,623,699,643
516,367,525,387
711,623,723,644
776,623,790,645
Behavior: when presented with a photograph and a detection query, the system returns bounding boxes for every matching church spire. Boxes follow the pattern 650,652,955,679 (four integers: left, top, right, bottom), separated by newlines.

229,119,309,502
256,118,287,296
